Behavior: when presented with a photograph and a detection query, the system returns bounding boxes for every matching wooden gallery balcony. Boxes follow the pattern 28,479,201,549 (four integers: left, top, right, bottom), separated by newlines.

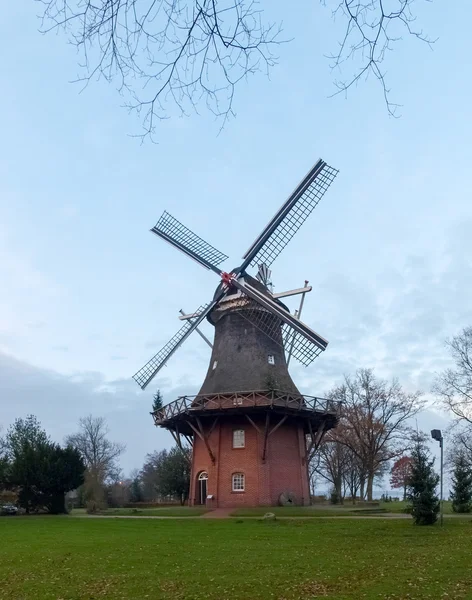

151,390,340,437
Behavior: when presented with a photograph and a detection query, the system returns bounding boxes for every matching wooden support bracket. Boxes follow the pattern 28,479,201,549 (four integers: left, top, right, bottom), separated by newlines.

208,417,219,438
188,417,216,464
313,422,327,450
304,421,315,465
183,434,193,448
261,413,288,462
305,421,327,464
261,412,270,463
170,426,191,465
268,415,288,437
245,414,261,434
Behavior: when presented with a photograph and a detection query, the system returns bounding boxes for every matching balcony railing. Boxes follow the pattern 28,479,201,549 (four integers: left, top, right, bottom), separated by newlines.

151,389,340,425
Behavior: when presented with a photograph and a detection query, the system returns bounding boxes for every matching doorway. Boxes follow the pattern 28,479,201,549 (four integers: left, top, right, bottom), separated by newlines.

197,471,208,505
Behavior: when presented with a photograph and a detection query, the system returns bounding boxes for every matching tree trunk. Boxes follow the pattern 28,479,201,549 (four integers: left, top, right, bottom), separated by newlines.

360,478,365,501
403,483,407,502
366,474,374,502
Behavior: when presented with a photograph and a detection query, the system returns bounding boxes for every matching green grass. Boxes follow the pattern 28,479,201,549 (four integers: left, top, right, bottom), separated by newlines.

379,500,454,514
1,517,472,599
83,506,209,517
230,505,389,517
231,501,459,518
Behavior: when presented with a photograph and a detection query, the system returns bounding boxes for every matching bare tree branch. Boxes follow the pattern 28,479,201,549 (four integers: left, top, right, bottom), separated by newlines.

433,327,472,428
322,0,436,116
66,414,125,483
36,0,281,140
36,0,434,138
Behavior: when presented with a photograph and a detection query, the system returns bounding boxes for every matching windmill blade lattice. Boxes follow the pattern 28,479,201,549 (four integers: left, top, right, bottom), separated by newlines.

237,298,325,367
133,302,213,389
151,211,228,273
241,161,338,270
232,278,328,350
281,325,325,366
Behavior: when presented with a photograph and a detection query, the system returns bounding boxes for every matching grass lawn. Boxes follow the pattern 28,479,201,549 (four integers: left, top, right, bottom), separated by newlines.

71,507,209,517
231,501,458,518
230,505,390,517
379,500,454,514
1,517,472,599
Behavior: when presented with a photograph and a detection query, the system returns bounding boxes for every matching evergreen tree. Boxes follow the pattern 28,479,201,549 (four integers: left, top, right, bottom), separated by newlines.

157,446,191,505
5,416,50,512
130,476,143,503
41,444,85,514
5,416,85,514
152,390,163,412
407,440,440,526
450,453,472,513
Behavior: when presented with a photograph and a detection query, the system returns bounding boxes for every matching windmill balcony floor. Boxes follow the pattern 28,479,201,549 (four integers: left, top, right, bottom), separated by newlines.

152,389,340,434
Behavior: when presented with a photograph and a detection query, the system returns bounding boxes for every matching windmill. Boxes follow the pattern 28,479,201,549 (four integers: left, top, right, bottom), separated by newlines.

133,158,340,508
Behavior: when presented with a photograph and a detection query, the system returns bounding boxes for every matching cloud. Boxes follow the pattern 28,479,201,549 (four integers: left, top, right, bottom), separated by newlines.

0,351,184,473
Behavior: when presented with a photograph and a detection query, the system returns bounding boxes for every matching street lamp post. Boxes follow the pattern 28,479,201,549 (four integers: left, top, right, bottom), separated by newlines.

431,429,444,526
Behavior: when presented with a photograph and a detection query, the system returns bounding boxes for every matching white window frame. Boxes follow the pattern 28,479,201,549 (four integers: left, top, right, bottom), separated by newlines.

268,355,275,365
232,472,245,492
233,429,245,449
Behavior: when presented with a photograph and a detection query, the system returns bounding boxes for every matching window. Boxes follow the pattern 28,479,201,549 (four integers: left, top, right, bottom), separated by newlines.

233,429,245,448
212,361,218,370
232,473,245,492
268,355,275,365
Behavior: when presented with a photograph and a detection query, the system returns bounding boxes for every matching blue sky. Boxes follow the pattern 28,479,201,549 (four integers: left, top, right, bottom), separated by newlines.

1,1,470,482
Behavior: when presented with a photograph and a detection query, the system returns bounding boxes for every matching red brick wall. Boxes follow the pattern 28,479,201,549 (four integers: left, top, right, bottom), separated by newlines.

189,414,310,508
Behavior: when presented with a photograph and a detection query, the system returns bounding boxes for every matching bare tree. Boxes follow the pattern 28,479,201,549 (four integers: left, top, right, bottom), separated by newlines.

329,368,423,501
342,447,365,503
36,0,434,138
310,437,350,503
445,430,472,472
66,415,125,484
433,327,472,427
310,427,384,504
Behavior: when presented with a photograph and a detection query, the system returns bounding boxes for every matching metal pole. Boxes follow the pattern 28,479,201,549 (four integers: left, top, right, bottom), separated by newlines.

179,309,213,349
287,280,309,367
440,437,444,527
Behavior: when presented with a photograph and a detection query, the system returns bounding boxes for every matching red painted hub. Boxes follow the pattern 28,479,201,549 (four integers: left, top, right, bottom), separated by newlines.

220,271,234,287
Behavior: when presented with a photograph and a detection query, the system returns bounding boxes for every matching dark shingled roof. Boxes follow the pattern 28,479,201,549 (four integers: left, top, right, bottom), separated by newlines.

198,275,301,396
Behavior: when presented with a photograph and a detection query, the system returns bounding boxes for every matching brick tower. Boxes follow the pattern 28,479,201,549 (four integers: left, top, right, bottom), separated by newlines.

132,159,339,507
153,277,338,507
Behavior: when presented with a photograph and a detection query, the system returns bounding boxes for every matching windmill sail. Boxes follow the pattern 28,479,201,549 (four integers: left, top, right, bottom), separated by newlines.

231,278,327,366
240,160,338,271
151,211,228,274
232,279,328,350
133,302,215,389
238,299,325,366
